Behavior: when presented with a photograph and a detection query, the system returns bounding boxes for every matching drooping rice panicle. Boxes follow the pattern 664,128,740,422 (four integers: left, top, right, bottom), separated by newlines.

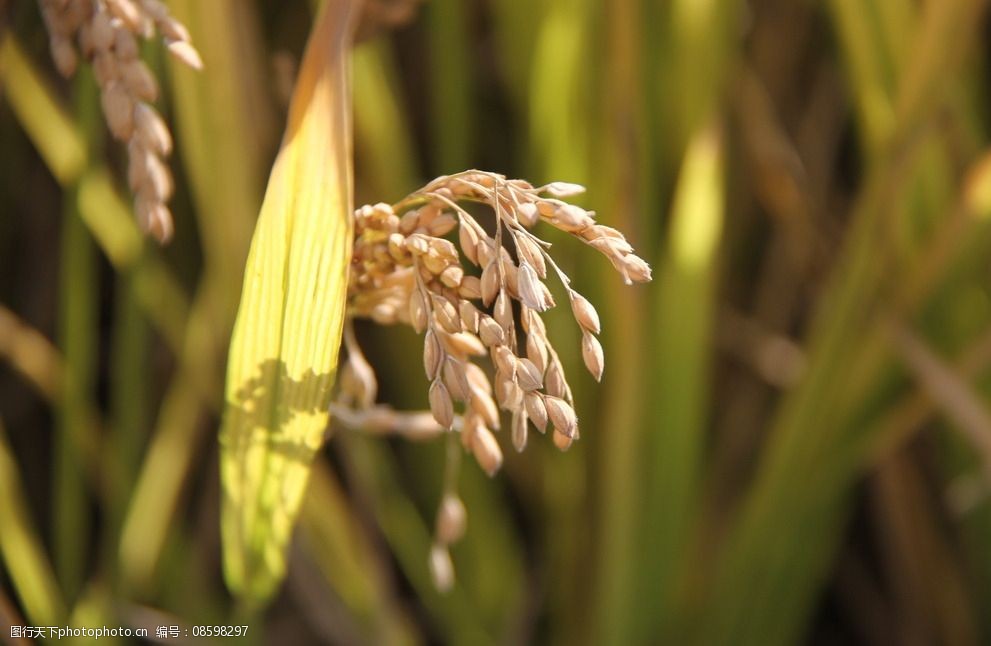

38,0,202,242
336,169,651,590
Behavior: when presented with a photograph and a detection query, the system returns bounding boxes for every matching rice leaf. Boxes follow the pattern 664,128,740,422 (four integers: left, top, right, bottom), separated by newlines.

642,121,724,640
528,0,591,183
0,37,86,184
353,40,419,197
219,0,358,604
0,418,67,625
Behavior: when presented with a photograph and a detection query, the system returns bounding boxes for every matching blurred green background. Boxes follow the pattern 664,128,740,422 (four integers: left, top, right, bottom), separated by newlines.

4,0,991,644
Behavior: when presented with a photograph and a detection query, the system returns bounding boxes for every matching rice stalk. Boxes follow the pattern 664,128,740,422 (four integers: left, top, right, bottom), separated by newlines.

642,120,725,641
588,1,654,642
353,39,418,198
618,1,737,642
667,0,737,149
0,305,109,510
830,0,896,157
105,272,148,579
426,0,470,173
0,304,63,402
527,0,590,183
489,0,542,109
53,72,100,605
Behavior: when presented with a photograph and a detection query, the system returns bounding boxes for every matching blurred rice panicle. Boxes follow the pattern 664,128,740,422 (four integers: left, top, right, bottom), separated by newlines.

38,0,202,242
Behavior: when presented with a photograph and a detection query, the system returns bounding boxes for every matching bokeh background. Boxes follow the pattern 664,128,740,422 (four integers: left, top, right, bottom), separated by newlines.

4,0,991,644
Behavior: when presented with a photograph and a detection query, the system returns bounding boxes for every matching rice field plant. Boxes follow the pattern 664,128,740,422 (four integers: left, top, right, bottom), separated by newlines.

3,0,991,644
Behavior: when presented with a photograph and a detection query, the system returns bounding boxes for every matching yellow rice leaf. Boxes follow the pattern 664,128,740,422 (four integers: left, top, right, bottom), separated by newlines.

219,0,358,604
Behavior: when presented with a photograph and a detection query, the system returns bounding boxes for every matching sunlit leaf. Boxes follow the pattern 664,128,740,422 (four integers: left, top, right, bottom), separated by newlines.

219,0,358,604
